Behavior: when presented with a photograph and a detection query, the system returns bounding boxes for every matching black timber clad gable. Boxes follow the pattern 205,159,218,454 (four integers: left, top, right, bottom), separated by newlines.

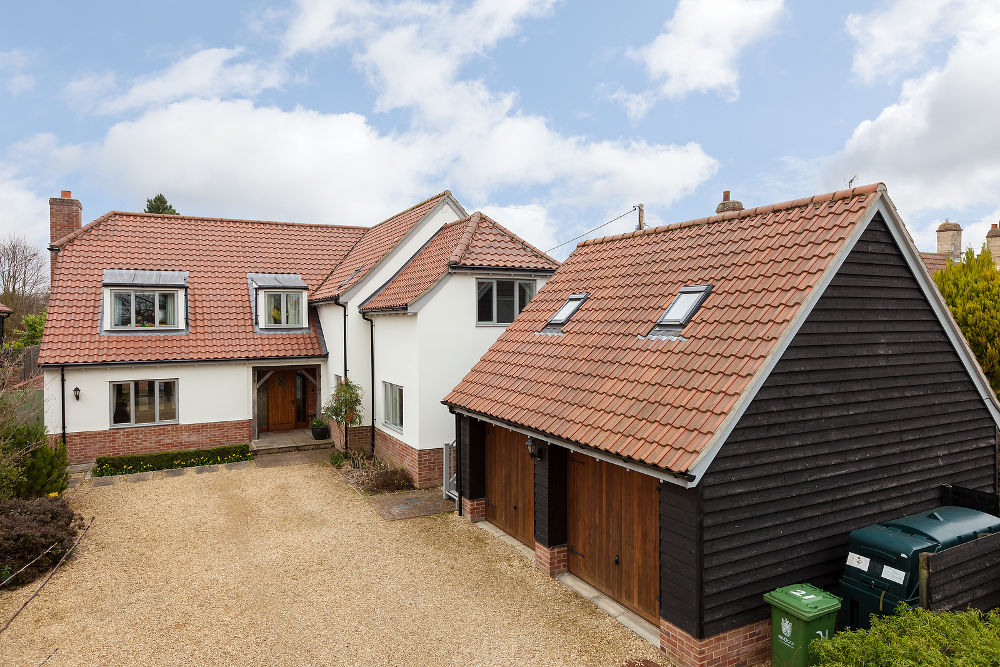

659,481,702,636
534,443,568,547
459,415,486,500
697,214,998,636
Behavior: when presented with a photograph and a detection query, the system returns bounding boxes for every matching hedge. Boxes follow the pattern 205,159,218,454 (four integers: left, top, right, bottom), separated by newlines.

813,606,1000,666
92,443,252,477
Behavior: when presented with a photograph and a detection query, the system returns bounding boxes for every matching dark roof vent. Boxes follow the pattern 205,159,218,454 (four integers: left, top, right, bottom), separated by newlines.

715,190,744,214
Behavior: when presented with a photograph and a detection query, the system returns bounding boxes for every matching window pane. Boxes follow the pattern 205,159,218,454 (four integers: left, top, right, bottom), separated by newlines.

477,281,493,323
517,281,535,314
113,292,132,327
158,381,177,421
112,383,131,424
396,386,403,427
496,280,515,323
134,380,156,423
134,292,155,327
552,297,582,323
286,293,302,326
268,293,282,325
662,291,702,324
158,292,176,327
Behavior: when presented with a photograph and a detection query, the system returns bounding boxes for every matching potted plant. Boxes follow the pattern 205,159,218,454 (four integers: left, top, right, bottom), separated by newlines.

310,418,330,440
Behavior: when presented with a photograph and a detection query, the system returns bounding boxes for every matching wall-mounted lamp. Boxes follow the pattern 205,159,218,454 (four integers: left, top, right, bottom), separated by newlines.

73,387,81,401
525,438,545,462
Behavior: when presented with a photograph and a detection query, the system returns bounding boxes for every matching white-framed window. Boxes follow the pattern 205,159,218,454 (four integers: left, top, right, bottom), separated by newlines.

111,379,178,427
476,279,535,324
109,289,181,329
383,381,403,430
260,290,306,328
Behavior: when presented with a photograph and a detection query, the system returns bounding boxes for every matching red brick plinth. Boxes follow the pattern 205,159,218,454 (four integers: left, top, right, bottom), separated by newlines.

462,497,486,522
659,616,770,667
373,427,443,488
56,419,254,464
534,542,568,575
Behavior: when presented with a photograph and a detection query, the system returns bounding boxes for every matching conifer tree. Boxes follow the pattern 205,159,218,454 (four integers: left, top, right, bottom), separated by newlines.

145,193,178,215
933,246,1000,394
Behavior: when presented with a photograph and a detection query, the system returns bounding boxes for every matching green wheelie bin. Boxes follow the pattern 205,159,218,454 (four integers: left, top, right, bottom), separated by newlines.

763,583,841,667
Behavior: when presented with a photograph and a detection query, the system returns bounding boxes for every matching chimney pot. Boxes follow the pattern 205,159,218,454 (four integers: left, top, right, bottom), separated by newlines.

715,191,743,215
993,223,998,230
722,190,730,202
60,190,71,199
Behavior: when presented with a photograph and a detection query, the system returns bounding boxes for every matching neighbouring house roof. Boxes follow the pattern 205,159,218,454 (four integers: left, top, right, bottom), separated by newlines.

0,301,11,314
920,251,950,275
40,212,367,365
361,212,560,312
312,191,464,301
445,184,904,477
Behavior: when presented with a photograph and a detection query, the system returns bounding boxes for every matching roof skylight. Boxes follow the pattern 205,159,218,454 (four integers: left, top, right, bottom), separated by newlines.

338,265,364,288
648,284,712,338
540,292,588,334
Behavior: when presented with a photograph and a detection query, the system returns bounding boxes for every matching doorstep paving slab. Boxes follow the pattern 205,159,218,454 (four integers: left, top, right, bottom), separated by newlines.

254,450,330,468
365,489,456,520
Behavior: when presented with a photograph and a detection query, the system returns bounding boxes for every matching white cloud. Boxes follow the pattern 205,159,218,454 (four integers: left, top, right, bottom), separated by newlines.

0,49,35,95
68,48,286,114
0,166,50,244
616,0,784,118
830,2,1000,220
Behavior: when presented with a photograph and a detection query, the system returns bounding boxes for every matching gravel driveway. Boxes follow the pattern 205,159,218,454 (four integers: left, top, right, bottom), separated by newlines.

0,460,667,666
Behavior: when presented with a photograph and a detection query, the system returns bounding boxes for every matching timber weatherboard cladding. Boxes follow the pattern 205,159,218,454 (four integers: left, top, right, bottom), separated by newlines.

534,443,569,548
697,215,999,635
659,481,701,636
458,414,486,500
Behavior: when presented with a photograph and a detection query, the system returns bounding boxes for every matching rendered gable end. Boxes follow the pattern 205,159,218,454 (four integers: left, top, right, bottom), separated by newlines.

670,213,1000,638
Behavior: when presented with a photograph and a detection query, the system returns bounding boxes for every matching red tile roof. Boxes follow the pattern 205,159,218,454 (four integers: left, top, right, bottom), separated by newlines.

362,212,559,311
920,252,950,274
444,184,885,476
312,191,460,301
40,213,366,365
0,302,11,314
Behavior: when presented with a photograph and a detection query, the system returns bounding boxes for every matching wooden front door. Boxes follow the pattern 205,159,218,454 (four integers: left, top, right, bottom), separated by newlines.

568,453,660,623
266,370,298,431
484,425,535,547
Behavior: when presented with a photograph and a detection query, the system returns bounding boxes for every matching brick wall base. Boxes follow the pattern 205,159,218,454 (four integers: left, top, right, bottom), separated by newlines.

55,419,254,464
462,496,486,522
534,542,568,575
373,427,443,488
660,617,770,667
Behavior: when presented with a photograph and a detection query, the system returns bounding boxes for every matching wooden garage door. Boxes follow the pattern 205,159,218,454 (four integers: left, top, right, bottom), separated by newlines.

568,453,659,623
485,425,535,547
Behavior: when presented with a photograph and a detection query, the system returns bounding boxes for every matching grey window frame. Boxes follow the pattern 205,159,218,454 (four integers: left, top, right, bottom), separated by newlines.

657,284,713,326
382,381,403,431
109,288,181,329
476,278,536,325
109,379,179,428
260,290,307,328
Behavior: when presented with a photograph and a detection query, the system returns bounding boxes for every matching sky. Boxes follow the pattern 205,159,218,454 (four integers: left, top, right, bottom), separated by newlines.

2,0,999,258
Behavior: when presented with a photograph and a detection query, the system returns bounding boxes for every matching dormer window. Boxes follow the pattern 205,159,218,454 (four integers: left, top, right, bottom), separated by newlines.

249,273,308,330
648,284,712,338
541,292,588,334
103,270,187,331
476,279,536,325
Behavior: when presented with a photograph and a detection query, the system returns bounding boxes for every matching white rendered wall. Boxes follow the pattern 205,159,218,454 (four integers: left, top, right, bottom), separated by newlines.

43,362,251,435
414,271,551,450
371,314,420,447
316,302,346,403
339,201,464,427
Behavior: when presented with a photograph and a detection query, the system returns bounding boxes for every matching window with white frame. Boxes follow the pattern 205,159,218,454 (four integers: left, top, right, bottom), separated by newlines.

260,290,306,328
111,380,178,426
383,381,403,430
476,279,535,324
110,289,181,329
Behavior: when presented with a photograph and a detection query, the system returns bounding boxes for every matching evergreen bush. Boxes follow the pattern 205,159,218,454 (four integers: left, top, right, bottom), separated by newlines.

13,439,69,498
813,606,1000,666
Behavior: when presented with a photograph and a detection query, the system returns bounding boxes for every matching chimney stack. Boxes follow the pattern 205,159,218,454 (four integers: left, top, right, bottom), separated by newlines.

936,219,962,260
49,190,82,278
715,190,744,214
987,223,1000,266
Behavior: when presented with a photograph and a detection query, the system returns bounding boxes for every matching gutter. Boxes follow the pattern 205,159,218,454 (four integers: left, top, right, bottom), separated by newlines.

361,311,376,455
334,296,348,379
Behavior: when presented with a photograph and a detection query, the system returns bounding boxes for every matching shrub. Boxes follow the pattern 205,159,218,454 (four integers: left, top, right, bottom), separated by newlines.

813,606,1000,666
329,450,347,467
343,456,413,494
323,379,363,428
93,443,252,477
0,496,82,587
14,439,69,498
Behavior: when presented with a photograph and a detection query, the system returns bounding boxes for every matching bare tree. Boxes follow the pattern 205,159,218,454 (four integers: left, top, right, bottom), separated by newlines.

0,236,48,336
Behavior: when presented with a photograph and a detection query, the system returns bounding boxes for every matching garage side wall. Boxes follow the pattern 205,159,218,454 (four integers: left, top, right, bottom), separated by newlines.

698,214,999,635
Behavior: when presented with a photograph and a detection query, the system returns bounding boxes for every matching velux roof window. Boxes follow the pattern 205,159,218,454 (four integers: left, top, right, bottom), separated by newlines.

648,284,712,338
541,292,588,334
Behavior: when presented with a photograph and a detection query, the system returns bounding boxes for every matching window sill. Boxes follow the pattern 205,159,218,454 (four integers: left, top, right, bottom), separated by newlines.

111,420,179,429
475,322,511,327
260,325,310,331
108,326,184,332
382,421,403,434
